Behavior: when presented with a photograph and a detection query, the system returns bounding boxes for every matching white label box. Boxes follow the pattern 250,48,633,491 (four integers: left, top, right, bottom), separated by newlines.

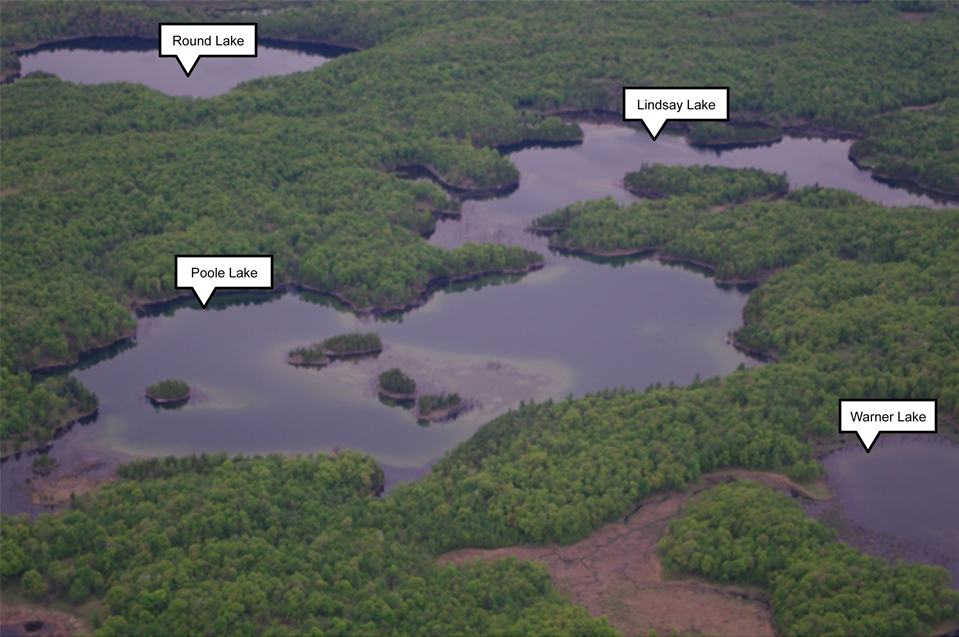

175,255,273,308
623,87,729,140
839,399,937,452
160,23,257,76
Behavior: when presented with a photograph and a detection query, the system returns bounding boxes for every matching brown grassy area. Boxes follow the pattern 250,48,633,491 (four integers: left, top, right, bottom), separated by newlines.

22,459,116,507
439,470,828,637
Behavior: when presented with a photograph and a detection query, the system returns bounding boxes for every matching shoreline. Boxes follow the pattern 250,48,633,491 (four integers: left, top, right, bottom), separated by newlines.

847,154,959,200
416,402,468,423
0,409,98,463
24,261,544,376
392,163,519,197
377,386,417,401
146,392,191,405
28,327,138,375
544,243,775,286
687,134,784,150
287,346,382,367
2,33,364,84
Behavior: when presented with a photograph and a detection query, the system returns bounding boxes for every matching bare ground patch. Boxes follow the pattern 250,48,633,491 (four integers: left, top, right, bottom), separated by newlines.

0,602,89,637
439,471,827,636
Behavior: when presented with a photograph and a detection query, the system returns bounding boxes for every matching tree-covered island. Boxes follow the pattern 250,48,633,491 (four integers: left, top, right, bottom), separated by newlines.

288,332,383,367
377,368,417,399
145,379,191,403
417,392,463,422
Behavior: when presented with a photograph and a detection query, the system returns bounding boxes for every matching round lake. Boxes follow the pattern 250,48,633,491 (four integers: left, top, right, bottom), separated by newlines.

15,36,353,98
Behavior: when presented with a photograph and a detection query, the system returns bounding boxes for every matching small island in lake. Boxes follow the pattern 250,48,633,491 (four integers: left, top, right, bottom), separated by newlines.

145,379,191,404
288,332,383,367
417,392,463,423
377,368,416,400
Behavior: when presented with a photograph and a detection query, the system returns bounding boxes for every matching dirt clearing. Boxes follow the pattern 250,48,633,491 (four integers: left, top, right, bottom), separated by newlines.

439,471,825,636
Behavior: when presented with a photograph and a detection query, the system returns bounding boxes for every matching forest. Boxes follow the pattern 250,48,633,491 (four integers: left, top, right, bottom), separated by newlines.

848,97,959,194
1,452,616,636
0,369,97,457
660,481,959,636
2,1,959,635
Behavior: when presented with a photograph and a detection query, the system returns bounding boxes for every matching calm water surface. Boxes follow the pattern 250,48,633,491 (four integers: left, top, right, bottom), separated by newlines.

16,36,352,98
807,437,959,586
4,44,957,586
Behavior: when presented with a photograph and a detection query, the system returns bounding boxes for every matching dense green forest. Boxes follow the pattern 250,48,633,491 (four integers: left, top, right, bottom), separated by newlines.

378,369,416,397
849,97,959,194
1,452,616,636
686,122,784,147
3,2,959,634
0,369,97,457
145,379,190,401
660,481,959,636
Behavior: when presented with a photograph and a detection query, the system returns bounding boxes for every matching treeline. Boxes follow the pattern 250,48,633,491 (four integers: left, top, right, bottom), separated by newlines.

686,122,784,147
659,481,959,636
849,97,959,194
0,369,96,457
0,452,615,636
368,364,830,551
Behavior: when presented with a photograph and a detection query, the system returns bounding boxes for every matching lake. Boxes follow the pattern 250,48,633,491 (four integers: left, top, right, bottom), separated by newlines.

3,40,957,588
14,36,354,98
806,436,959,586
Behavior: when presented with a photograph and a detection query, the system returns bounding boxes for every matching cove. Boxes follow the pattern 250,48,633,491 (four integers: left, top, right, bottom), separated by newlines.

14,36,355,98
806,436,959,588
429,123,951,259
